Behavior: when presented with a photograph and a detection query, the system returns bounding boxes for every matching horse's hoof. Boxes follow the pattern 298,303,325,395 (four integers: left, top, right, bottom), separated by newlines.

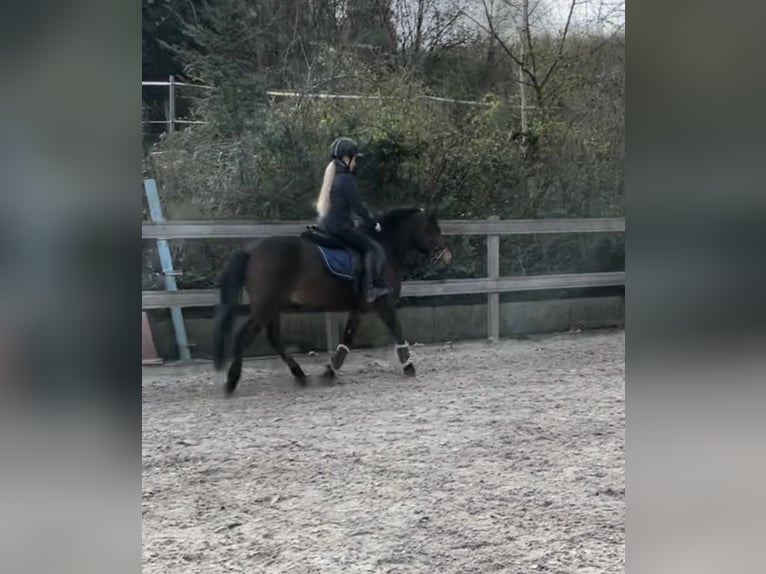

218,370,234,395
290,366,308,380
403,363,416,377
225,371,241,396
320,365,336,380
331,346,349,371
294,374,308,386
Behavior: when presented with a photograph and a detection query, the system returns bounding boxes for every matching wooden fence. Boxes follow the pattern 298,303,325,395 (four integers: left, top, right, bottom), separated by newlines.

142,209,624,355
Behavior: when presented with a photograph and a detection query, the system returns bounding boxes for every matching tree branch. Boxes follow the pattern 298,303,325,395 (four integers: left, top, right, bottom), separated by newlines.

463,3,522,69
425,11,464,50
540,0,577,89
521,1,539,84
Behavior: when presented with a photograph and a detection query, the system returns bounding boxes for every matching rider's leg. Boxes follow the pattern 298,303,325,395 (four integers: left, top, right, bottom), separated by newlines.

368,239,387,287
350,232,389,296
332,228,389,301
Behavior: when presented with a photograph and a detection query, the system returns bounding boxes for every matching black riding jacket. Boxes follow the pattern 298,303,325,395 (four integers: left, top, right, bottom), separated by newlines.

320,160,375,232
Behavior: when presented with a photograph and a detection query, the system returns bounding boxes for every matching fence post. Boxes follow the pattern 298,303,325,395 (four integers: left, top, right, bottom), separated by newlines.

167,75,176,135
487,215,500,341
144,179,191,361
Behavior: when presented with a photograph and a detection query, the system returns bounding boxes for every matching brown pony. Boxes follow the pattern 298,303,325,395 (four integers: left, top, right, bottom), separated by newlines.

213,207,451,395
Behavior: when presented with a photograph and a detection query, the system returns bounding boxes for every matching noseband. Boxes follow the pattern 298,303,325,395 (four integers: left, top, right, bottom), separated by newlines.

430,247,448,265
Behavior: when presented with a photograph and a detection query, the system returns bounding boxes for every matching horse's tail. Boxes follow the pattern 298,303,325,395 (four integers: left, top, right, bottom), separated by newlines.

213,249,250,371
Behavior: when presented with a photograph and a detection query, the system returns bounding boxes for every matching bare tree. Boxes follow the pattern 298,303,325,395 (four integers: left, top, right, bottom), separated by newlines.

461,0,580,111
393,0,473,62
518,0,529,148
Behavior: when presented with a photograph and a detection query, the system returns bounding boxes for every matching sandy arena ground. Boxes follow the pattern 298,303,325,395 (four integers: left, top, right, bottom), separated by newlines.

143,329,624,573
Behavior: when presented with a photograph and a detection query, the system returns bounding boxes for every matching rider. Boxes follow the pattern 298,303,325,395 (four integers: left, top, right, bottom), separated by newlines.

316,137,390,303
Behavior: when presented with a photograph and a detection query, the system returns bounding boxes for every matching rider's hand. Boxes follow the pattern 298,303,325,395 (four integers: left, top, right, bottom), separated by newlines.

374,222,382,232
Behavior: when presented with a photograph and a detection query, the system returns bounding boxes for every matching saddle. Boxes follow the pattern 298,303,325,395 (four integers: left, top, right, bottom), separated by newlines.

301,226,364,291
300,225,348,249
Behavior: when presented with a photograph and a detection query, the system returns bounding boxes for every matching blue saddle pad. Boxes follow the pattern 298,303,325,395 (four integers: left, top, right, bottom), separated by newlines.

317,245,355,281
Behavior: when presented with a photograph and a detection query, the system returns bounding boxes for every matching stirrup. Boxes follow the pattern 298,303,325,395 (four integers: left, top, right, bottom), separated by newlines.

365,285,391,302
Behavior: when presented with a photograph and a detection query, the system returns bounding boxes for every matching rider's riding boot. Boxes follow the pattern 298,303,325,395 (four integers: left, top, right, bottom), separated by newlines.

364,252,390,303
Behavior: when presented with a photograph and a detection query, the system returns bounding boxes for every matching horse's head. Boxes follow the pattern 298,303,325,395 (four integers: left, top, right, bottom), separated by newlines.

377,207,452,267
412,208,452,265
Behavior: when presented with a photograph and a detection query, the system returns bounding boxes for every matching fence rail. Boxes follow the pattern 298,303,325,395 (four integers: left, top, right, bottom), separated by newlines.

141,217,625,240
142,212,624,350
142,272,624,310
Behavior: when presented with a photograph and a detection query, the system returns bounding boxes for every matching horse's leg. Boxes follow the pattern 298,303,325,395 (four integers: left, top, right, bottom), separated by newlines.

333,310,361,370
225,314,263,395
225,305,272,395
266,318,307,383
374,296,415,377
322,310,361,378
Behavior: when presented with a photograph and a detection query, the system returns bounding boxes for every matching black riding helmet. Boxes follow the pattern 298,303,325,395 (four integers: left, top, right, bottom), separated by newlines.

330,137,363,160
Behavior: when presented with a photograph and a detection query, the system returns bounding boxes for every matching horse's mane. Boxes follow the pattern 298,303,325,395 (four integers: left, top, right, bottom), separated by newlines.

377,207,423,230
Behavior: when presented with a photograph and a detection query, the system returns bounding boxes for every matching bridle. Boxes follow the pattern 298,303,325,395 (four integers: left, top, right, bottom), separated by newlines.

430,247,448,265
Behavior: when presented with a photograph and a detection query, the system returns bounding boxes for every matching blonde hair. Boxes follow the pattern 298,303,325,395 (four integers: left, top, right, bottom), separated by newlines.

316,160,336,219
